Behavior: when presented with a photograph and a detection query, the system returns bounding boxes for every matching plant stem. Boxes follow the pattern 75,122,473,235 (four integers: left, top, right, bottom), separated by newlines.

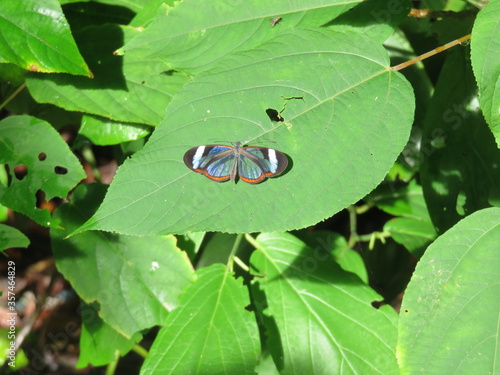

392,34,472,71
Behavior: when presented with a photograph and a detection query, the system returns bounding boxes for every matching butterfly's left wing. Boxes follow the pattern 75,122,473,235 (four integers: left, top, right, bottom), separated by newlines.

184,145,235,181
238,147,288,183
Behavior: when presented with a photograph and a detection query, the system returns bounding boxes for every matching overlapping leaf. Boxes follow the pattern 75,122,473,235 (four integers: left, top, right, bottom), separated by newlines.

470,0,500,147
79,114,151,146
76,28,414,235
368,181,437,258
0,116,86,227
0,0,90,75
51,184,196,338
141,264,260,375
26,24,190,126
420,48,500,233
0,224,30,252
118,0,358,74
398,207,500,374
77,303,142,368
250,232,399,374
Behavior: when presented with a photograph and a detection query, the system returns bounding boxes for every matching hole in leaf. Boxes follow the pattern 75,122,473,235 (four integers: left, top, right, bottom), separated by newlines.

36,190,62,213
13,165,28,180
371,300,384,309
54,166,68,175
36,189,48,210
266,108,284,122
38,152,47,161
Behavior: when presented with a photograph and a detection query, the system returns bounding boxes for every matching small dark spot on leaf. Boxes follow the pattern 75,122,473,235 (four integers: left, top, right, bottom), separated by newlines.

14,165,27,180
161,70,176,76
54,166,68,175
38,153,47,161
404,309,409,313
266,108,284,122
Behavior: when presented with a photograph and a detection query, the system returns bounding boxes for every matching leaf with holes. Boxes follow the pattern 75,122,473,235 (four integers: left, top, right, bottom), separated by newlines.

0,115,86,227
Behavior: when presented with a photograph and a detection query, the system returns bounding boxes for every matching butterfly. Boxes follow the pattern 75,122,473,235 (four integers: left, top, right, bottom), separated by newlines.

183,142,288,184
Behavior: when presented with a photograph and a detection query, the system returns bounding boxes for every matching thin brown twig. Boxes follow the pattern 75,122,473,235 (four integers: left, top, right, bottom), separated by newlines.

391,34,472,72
408,9,477,19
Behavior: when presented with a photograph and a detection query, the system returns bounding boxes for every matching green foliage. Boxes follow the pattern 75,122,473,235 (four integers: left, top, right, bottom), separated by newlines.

0,224,29,252
77,27,414,235
398,207,500,374
142,264,260,374
0,116,86,227
51,184,196,338
0,0,499,374
0,0,90,75
250,232,399,374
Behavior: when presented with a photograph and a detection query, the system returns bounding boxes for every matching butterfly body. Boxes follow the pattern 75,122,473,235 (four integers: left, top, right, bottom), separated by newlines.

183,142,288,184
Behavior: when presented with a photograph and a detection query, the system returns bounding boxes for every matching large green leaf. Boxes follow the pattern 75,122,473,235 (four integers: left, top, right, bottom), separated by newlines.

420,48,500,233
118,0,355,74
26,24,190,126
76,28,414,235
470,0,500,147
250,232,399,374
141,264,260,375
0,0,90,75
119,0,410,75
397,207,500,374
0,115,86,227
51,184,196,338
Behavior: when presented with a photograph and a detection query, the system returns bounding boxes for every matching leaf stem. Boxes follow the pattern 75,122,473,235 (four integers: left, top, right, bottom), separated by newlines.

233,256,250,272
226,233,243,271
347,205,358,249
132,344,149,359
104,354,119,375
392,34,471,71
0,82,26,111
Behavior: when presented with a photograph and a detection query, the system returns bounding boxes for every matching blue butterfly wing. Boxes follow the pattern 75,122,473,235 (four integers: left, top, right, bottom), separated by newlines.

239,147,288,183
238,152,266,183
193,146,232,169
204,152,236,181
185,144,287,183
184,145,235,181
